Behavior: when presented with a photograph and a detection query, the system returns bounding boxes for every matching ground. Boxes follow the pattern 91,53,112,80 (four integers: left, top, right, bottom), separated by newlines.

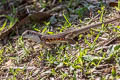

0,0,120,80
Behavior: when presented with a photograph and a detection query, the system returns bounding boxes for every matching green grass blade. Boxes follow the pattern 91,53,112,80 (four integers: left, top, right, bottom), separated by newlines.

0,20,7,32
118,0,120,9
63,12,71,27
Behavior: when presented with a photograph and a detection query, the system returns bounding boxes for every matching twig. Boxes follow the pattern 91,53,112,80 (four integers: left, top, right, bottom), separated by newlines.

2,66,38,70
87,14,100,25
103,36,118,46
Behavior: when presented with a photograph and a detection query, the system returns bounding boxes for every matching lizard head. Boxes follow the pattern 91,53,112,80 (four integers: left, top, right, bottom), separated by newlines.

22,30,42,43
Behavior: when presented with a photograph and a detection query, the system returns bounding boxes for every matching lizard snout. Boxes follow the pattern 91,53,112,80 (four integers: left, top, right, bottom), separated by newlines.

22,30,42,43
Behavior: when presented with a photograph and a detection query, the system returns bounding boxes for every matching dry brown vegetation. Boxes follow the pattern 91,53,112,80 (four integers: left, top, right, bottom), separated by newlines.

0,0,120,80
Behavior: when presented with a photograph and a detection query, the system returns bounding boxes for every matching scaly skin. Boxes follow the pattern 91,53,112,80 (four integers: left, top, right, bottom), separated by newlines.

22,17,120,47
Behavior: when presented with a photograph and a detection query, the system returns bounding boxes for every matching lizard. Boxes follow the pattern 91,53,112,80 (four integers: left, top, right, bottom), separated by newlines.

22,17,120,48
0,5,65,40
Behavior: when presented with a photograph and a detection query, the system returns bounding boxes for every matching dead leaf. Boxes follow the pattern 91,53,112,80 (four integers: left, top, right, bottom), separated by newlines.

29,12,51,23
0,12,51,40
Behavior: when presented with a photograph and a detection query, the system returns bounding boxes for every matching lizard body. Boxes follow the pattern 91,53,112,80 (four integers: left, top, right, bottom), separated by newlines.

22,17,120,46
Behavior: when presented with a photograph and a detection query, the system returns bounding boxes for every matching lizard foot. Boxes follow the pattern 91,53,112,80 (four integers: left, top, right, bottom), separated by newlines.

67,39,76,44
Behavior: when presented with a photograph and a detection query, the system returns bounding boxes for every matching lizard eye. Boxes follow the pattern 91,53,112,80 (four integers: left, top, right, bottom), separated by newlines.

27,31,30,34
22,30,31,37
27,30,34,35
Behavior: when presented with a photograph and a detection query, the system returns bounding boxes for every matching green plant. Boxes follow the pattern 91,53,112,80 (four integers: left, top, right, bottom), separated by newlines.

0,20,7,32
0,48,4,65
74,6,88,18
63,12,71,27
118,0,120,9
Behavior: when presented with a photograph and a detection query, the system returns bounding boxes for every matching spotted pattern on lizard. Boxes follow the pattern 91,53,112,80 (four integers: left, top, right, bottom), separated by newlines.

22,17,120,47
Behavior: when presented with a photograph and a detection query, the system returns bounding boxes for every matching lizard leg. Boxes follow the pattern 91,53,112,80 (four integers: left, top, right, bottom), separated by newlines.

41,41,55,49
66,39,76,44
